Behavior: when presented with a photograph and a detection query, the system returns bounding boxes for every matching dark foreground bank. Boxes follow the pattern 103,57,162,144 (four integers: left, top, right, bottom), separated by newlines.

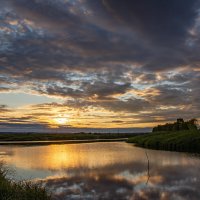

0,132,142,145
0,163,51,200
127,130,200,153
0,132,138,142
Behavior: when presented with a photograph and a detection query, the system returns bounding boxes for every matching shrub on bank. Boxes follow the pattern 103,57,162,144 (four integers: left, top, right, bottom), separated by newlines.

0,162,51,200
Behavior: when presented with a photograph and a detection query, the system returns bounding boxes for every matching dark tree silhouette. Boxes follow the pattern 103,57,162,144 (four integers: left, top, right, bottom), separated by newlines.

152,118,198,132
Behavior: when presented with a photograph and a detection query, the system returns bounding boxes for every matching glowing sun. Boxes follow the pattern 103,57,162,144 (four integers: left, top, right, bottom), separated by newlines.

54,117,68,125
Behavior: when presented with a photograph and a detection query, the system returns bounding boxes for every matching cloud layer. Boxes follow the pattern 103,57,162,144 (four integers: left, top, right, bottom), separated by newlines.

0,0,200,130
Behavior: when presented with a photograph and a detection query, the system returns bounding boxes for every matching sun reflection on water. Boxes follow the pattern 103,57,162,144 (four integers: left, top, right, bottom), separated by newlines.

1,142,200,200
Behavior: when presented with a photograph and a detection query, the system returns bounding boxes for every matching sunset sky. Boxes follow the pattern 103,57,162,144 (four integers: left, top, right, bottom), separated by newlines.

0,0,200,132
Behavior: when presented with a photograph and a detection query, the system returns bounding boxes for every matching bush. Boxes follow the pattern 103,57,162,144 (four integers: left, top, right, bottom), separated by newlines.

0,162,51,200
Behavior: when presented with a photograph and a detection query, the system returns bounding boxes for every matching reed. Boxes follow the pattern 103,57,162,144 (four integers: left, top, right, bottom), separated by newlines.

0,162,51,200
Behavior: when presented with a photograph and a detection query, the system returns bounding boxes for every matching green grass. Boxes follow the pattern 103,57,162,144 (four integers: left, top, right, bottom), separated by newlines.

0,162,51,200
0,132,136,142
127,130,200,153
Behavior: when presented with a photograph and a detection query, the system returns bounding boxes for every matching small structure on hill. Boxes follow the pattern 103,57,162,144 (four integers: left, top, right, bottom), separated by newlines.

152,118,198,132
177,118,184,124
177,118,184,130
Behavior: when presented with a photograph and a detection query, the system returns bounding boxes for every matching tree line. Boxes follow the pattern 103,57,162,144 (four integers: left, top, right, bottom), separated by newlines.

152,118,198,132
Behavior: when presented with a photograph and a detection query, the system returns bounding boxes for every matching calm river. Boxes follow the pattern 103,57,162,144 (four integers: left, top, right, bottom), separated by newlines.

0,142,200,200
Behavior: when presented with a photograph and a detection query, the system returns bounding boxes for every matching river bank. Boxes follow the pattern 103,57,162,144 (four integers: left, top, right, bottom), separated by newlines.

0,132,136,141
127,130,200,153
0,138,127,145
0,163,51,200
0,132,140,146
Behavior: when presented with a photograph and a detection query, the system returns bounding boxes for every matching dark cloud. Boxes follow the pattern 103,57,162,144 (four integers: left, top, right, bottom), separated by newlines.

0,0,199,74
0,116,37,123
0,122,48,129
0,0,200,128
0,108,48,129
103,0,199,45
0,105,10,112
99,98,150,113
6,0,82,30
35,81,131,99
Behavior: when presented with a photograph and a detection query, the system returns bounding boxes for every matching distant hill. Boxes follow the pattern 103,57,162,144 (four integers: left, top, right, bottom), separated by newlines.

152,118,198,132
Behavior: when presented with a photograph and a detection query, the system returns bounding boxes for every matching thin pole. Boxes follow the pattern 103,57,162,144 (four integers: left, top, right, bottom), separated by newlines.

145,150,150,185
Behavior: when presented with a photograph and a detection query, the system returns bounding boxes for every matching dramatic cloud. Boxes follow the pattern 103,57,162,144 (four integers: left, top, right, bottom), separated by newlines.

0,0,200,130
0,105,10,112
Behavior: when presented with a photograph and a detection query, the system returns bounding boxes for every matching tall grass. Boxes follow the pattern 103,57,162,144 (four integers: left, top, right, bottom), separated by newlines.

127,130,200,153
0,162,51,200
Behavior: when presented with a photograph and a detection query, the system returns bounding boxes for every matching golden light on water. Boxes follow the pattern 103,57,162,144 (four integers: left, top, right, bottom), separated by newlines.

1,142,192,172
1,143,141,170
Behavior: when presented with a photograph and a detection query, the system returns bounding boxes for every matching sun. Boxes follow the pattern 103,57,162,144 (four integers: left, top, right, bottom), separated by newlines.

54,116,68,125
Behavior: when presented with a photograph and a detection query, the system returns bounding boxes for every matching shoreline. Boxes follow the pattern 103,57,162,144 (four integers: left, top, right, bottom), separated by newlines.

127,130,200,154
0,163,51,200
0,138,128,146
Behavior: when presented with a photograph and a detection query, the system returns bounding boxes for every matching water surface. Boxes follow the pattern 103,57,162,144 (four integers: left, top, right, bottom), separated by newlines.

0,142,200,200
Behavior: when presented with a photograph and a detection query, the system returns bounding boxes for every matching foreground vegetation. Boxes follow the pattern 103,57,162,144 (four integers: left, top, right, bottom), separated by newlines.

127,129,200,153
0,132,137,142
0,163,51,200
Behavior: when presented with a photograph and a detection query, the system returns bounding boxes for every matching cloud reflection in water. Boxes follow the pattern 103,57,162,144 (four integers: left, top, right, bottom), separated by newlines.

0,142,200,200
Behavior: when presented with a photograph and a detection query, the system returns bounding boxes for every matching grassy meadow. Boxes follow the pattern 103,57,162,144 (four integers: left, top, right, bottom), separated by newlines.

127,129,200,153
